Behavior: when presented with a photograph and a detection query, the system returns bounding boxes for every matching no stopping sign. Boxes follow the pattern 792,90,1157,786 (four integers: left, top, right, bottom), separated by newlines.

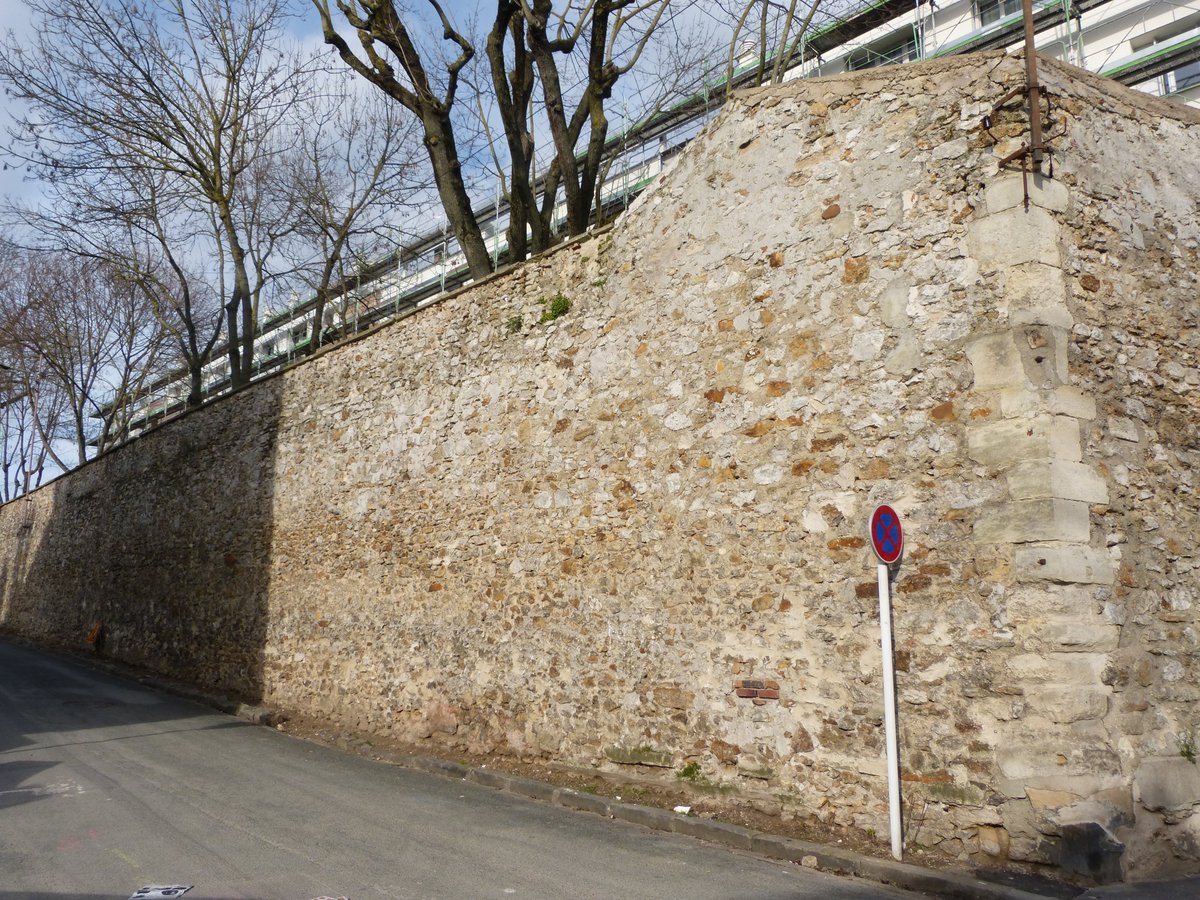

869,504,903,564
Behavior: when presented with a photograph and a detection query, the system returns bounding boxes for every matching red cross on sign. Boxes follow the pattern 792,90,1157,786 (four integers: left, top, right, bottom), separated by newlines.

869,504,903,564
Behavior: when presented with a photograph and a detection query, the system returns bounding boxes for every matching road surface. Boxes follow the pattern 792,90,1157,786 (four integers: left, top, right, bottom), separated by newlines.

0,638,922,900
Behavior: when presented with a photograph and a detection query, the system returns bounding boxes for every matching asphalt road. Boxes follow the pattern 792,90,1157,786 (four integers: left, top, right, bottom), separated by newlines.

0,639,922,900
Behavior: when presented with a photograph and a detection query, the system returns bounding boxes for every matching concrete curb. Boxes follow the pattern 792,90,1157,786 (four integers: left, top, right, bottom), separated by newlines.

403,755,1055,900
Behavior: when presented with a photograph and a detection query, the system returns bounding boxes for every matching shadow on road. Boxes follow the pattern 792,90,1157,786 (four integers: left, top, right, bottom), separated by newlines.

0,758,60,810
0,377,284,704
0,638,237,818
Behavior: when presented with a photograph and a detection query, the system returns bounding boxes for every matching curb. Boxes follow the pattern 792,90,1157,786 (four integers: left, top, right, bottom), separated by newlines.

403,756,1055,900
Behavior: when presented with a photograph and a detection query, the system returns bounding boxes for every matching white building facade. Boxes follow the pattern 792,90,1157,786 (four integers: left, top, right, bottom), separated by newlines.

790,0,1199,107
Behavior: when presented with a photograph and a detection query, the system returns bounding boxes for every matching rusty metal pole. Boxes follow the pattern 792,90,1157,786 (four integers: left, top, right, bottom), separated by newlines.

1022,0,1045,167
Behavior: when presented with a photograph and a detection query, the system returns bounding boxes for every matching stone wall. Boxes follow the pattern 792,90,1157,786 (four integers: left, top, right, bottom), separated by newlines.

2,52,1198,882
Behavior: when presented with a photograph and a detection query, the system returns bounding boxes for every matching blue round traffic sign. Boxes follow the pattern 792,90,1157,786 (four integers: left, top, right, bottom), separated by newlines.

870,504,903,564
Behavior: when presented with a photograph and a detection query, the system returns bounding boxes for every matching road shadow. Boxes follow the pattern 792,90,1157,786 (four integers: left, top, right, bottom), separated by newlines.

0,377,282,704
0,758,59,810
0,638,244,817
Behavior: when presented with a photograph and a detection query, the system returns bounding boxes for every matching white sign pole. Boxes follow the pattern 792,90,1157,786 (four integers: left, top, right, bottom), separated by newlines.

878,560,902,861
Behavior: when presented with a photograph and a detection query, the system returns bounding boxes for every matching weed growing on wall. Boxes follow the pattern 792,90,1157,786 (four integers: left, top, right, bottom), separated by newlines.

1179,731,1198,764
539,293,571,324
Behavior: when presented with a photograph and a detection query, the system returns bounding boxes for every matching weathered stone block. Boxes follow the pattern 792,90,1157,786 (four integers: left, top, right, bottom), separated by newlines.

1135,758,1200,814
999,386,1096,420
974,498,1090,544
1026,686,1109,724
997,741,1070,780
1006,653,1108,685
969,205,1062,269
968,415,1081,466
737,753,773,780
978,824,1011,858
1003,263,1073,329
1006,585,1098,619
1027,788,1079,811
1022,618,1121,652
1007,460,1108,504
966,332,1025,391
985,174,1070,215
605,745,673,768
923,781,988,805
1015,543,1114,585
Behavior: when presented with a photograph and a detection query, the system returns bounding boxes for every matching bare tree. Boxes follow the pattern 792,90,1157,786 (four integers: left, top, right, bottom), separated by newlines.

312,0,713,278
312,0,496,277
3,167,228,409
281,76,424,353
0,247,170,468
0,245,67,497
724,0,825,90
0,0,311,391
522,0,676,237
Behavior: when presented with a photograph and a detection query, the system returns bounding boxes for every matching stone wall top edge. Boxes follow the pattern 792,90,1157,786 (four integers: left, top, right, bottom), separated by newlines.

732,49,1009,105
730,49,1200,130
1037,54,1200,127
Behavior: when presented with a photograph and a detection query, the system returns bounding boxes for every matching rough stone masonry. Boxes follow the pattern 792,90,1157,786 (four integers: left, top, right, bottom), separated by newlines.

1,51,1198,883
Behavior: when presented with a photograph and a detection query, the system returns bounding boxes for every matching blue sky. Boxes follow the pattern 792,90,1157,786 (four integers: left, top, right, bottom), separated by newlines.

0,0,740,216
0,0,34,204
0,0,487,207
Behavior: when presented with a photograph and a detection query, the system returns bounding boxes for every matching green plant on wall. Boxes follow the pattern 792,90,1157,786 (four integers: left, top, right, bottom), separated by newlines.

505,314,522,334
1179,730,1197,764
539,293,571,324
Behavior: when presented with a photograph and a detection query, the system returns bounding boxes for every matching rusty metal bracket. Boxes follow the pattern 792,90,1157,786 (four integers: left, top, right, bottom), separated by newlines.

982,84,1064,209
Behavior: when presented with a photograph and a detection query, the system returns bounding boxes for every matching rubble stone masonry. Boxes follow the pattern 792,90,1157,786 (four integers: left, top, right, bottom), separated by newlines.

2,52,1198,882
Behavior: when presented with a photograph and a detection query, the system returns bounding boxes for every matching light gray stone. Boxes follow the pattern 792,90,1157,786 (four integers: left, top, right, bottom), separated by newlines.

985,174,1071,215
999,386,1096,420
1107,416,1142,442
968,415,1082,465
1004,263,1073,329
966,332,1026,391
877,277,911,328
1015,544,1115,585
975,498,1091,544
1007,460,1109,504
969,205,1063,269
884,334,922,374
1006,652,1108,685
933,137,970,160
1019,617,1121,652
1028,686,1109,725
1135,759,1200,814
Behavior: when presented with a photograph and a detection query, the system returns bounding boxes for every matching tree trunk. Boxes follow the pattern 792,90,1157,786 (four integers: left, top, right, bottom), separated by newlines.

224,297,243,389
188,362,203,407
421,108,493,278
575,97,610,236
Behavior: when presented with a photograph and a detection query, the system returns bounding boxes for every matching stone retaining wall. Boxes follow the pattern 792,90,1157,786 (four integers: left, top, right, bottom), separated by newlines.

2,52,1197,882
